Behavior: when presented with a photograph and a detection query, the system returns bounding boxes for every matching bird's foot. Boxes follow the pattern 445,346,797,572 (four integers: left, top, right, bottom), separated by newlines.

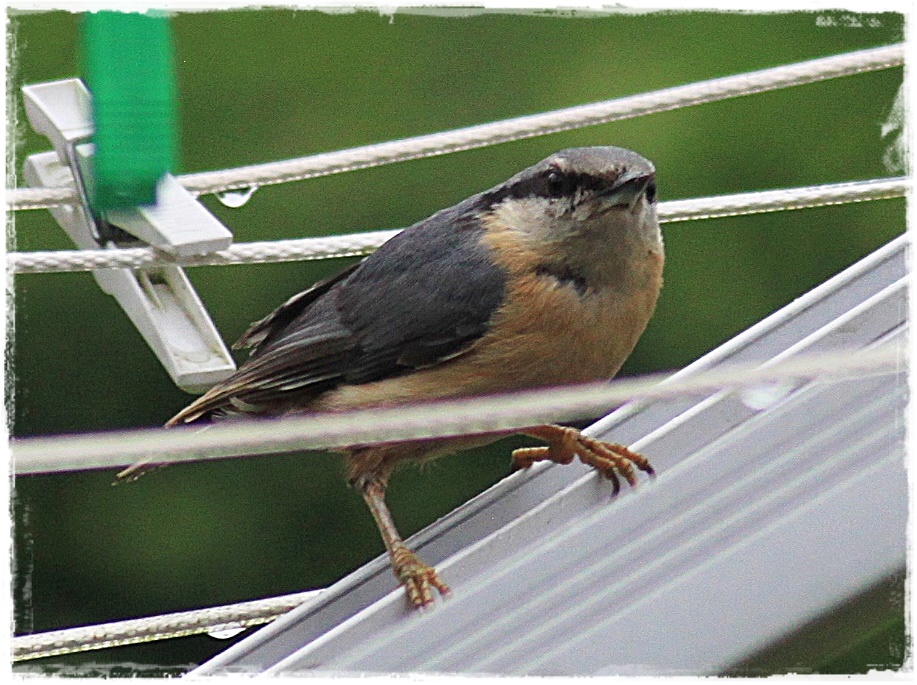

512,425,654,496
390,544,451,609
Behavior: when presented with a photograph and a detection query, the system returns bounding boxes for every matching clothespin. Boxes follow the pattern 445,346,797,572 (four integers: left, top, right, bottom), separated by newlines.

22,77,237,393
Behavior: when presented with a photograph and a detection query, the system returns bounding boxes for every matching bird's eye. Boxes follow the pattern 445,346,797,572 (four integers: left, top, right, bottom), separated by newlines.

645,180,657,204
545,170,575,198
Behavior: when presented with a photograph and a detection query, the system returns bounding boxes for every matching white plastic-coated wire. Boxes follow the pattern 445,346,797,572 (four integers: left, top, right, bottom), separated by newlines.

7,42,904,211
7,177,908,275
11,344,902,476
12,589,323,662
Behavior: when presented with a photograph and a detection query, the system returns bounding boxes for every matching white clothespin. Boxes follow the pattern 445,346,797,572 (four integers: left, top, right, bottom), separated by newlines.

22,78,237,393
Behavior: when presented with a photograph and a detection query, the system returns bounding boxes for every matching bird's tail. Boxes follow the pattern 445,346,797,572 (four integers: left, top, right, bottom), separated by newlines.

113,419,216,484
114,458,170,484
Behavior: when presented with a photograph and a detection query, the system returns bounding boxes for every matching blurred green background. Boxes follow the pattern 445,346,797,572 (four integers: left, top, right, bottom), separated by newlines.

8,7,906,676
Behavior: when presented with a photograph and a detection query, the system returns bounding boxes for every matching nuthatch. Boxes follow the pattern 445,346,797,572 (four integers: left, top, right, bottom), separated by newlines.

119,146,663,609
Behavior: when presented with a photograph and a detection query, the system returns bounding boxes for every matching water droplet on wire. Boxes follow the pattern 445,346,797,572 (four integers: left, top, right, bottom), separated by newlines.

207,625,247,639
216,186,258,208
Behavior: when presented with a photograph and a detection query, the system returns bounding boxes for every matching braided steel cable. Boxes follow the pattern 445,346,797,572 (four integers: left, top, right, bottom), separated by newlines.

7,178,907,275
13,590,322,662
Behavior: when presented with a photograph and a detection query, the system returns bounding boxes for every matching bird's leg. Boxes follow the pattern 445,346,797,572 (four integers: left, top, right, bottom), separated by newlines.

358,474,451,608
512,425,655,496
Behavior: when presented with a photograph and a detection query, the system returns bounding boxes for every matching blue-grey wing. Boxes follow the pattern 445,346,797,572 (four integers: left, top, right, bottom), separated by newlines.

169,203,506,423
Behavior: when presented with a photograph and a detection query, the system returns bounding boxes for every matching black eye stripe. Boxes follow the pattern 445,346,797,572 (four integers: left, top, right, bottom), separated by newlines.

544,170,578,197
482,166,625,208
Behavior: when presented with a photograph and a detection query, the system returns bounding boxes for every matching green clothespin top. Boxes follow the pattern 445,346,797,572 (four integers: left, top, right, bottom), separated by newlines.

81,11,177,211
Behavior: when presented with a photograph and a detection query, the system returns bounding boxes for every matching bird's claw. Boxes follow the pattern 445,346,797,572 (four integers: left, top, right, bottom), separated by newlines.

391,545,451,609
512,426,654,496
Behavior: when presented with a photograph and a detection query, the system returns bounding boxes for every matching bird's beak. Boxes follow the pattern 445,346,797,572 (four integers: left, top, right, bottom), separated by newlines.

600,171,655,210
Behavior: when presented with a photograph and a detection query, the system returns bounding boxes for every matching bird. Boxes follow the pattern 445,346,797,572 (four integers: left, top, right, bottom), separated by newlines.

117,146,663,609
